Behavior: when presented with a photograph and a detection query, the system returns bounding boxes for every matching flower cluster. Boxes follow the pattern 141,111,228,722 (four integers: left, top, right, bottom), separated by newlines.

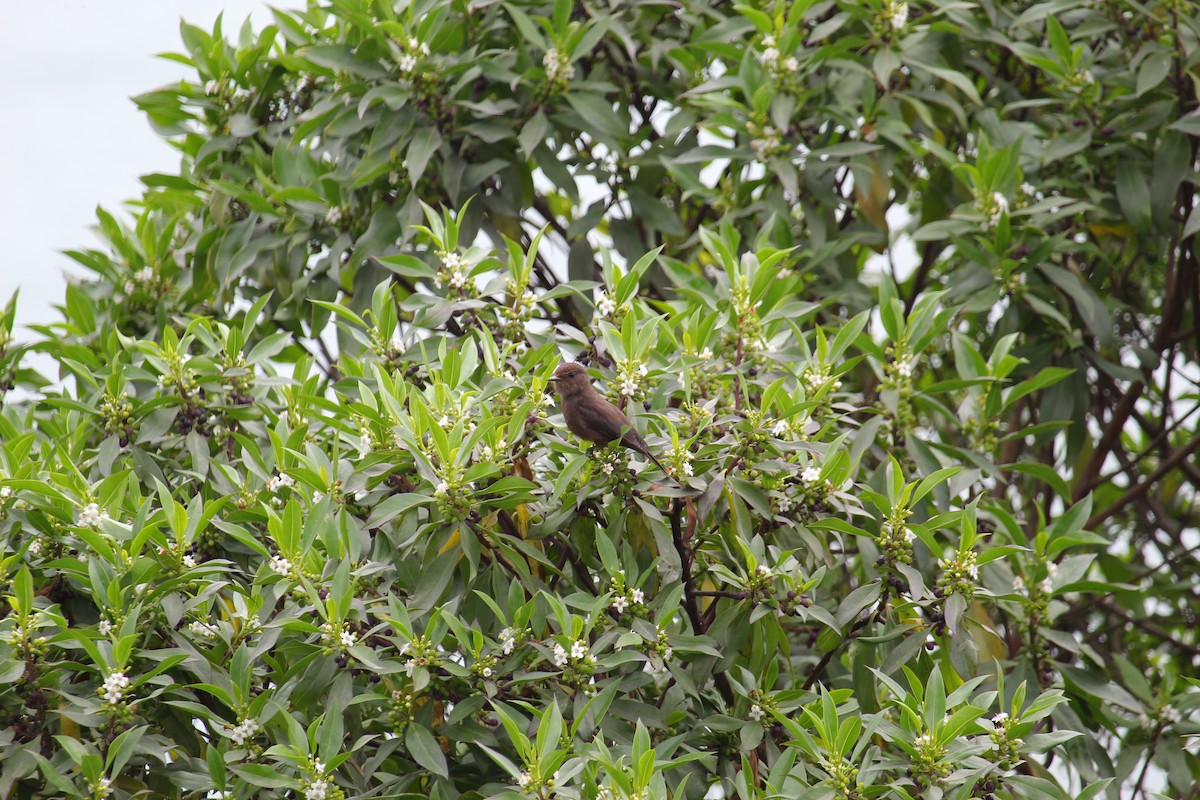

397,35,430,77
99,671,131,705
975,190,1009,231
498,626,522,655
987,712,1022,767
614,358,650,401
270,553,293,578
756,35,801,80
78,502,107,528
123,265,156,296
594,289,616,319
435,251,471,293
884,0,909,31
321,621,358,653
432,471,473,522
543,47,576,86
266,472,295,493
937,549,980,599
551,637,596,677
225,717,260,748
821,756,861,799
909,729,950,788
749,123,785,160
877,515,917,565
608,574,647,616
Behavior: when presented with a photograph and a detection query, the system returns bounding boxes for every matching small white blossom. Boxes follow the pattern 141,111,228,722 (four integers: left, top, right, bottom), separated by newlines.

517,772,533,790
967,562,980,580
571,639,588,660
1161,705,1181,724
304,779,329,800
638,362,649,376
189,620,218,638
499,627,517,655
698,347,713,360
270,554,292,576
631,588,645,605
228,717,259,747
1021,182,1036,196
206,791,234,800
204,79,220,95
748,704,765,721
552,643,569,667
889,0,909,28
760,46,780,64
757,564,773,578
359,430,372,453
398,53,418,74
1039,578,1053,594
482,666,493,678
93,777,113,799
750,126,781,159
895,357,914,378
992,712,1010,725
0,486,10,499
1013,575,1025,593
762,35,776,49
611,595,629,614
913,731,934,749
434,481,450,497
28,539,42,556
783,56,800,72
340,629,357,648
100,671,131,704
438,414,452,428
313,490,325,503
993,191,1010,213
619,377,639,397
801,466,821,483
98,619,113,636
266,473,295,492
595,290,616,317
1046,562,1058,577
182,554,197,569
903,526,916,543
325,206,342,226
78,502,104,527
134,266,154,284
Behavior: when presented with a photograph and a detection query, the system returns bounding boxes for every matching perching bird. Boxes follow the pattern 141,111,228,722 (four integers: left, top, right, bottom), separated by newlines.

548,362,668,474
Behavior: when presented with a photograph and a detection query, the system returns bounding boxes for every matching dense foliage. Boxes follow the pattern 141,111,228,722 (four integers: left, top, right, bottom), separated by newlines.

2,0,1200,798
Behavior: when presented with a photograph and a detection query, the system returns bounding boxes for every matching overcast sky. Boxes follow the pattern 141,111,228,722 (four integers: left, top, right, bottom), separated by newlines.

0,0,271,342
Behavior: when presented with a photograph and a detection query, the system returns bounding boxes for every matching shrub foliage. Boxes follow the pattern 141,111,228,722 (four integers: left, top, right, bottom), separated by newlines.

2,0,1199,798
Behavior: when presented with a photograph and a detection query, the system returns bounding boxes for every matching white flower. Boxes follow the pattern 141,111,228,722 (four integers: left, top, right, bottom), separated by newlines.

100,671,131,704
1161,705,1181,724
98,619,113,636
517,771,533,790
903,526,916,543
499,627,517,655
571,639,588,660
801,466,821,483
134,266,154,284
993,191,1010,213
1039,578,1053,594
78,502,104,527
1046,562,1058,577
206,791,233,800
762,35,776,49
595,291,616,317
438,414,452,428
442,252,463,271
398,53,417,74
313,490,325,503
28,540,42,556
482,666,493,678
760,46,780,64
750,126,781,159
305,779,329,800
611,595,629,613
189,620,217,638
0,486,10,499
662,646,673,661
698,347,713,360
228,717,259,747
638,363,649,376
631,588,645,605
434,481,450,497
619,377,639,397
124,280,136,295
913,732,934,749
967,562,980,580
448,269,469,290
992,712,1009,725
93,777,113,799
340,629,357,648
543,48,576,81
783,56,800,72
552,643,569,667
270,554,292,576
681,460,694,477
359,430,372,453
890,0,909,28
748,704,765,721
757,564,773,578
1021,182,1036,196
182,554,197,569
325,206,342,225
204,79,220,95
895,357,914,378
266,473,294,492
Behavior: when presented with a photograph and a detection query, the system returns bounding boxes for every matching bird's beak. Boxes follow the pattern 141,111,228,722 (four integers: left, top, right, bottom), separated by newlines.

546,376,561,383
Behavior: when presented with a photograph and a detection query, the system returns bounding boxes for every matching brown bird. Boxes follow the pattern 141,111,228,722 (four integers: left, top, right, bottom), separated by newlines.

548,362,668,474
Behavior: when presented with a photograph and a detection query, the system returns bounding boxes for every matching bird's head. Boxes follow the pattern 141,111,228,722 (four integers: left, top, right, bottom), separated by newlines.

547,362,593,396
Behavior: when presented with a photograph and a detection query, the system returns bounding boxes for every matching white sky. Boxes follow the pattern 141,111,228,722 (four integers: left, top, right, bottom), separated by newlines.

0,0,271,342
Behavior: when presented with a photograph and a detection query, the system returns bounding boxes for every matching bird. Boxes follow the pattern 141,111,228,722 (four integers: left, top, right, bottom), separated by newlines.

548,362,669,474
